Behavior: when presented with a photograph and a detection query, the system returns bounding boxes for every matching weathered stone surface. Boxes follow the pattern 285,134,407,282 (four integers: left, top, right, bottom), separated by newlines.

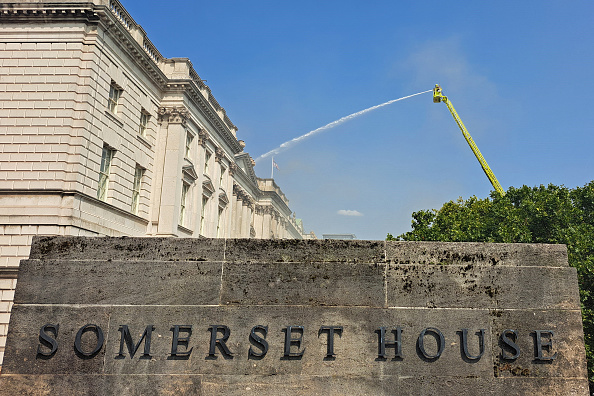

1,374,587,396
385,241,568,267
0,374,203,396
28,236,227,262
224,239,385,263
490,308,587,379
14,260,223,305
2,305,110,375
0,237,588,395
386,264,579,309
220,261,385,306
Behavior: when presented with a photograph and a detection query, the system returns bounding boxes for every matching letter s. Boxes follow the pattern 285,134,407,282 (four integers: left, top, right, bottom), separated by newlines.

500,329,520,360
37,323,59,357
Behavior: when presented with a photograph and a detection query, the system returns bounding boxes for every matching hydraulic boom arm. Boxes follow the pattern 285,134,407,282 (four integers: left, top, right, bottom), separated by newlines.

433,84,505,196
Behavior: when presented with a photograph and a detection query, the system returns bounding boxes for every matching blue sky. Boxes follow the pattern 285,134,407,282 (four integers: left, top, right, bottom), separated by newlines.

123,1,594,239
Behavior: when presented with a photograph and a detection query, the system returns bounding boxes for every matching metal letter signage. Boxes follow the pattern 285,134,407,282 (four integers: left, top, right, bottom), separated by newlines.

32,323,561,364
74,324,104,359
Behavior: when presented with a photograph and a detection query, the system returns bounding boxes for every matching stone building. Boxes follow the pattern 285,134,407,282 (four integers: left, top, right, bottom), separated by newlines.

0,0,312,364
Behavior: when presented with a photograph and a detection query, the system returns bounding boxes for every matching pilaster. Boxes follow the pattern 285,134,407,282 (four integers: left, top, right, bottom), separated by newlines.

155,106,189,236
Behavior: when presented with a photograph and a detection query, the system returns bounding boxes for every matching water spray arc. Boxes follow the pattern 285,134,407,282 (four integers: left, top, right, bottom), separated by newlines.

255,89,432,162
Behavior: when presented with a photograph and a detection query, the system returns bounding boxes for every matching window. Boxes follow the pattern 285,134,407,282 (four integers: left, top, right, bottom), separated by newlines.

179,183,190,226
185,132,194,159
200,195,208,234
97,145,115,201
131,166,144,214
219,165,226,186
217,207,224,237
139,112,149,137
108,82,121,114
204,151,211,175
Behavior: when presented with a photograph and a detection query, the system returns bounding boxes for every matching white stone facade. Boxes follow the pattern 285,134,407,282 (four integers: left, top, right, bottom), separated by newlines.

0,0,311,365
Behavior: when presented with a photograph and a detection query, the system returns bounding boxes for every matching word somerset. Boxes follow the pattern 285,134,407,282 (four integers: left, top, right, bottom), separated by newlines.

36,323,558,363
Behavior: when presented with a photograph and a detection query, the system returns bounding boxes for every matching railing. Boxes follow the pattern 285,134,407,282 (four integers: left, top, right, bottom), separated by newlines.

142,36,163,64
108,0,164,65
109,0,131,31
189,68,207,90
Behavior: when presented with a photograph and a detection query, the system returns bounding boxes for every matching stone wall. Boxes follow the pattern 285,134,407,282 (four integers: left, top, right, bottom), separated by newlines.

0,236,588,395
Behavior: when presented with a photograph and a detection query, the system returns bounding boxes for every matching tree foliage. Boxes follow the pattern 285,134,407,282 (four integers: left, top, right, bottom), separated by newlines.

388,181,594,382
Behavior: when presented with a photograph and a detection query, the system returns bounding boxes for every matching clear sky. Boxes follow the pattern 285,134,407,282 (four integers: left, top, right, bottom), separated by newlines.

123,0,594,240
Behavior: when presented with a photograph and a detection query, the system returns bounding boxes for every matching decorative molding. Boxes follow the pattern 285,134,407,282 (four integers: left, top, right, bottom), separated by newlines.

242,194,251,205
0,267,19,279
228,162,238,176
0,4,100,25
255,204,274,216
202,176,215,196
97,2,168,87
158,106,189,126
198,129,209,147
171,81,243,154
182,159,198,182
219,191,229,206
215,147,225,163
272,210,281,221
234,153,259,186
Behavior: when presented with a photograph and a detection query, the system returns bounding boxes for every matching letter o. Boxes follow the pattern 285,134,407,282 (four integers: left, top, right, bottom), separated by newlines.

418,327,445,360
74,324,104,358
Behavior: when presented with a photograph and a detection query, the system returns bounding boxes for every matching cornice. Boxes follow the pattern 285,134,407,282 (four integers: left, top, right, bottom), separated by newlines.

0,4,99,23
168,80,242,154
0,1,169,89
97,3,168,88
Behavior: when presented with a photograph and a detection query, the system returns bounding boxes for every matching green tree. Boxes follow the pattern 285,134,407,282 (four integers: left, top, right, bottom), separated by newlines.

389,181,594,383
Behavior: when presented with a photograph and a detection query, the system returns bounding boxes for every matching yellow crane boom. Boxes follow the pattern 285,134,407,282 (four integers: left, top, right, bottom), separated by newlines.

433,84,505,196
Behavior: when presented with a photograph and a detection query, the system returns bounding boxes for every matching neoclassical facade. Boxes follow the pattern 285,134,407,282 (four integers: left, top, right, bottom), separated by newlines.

0,0,313,364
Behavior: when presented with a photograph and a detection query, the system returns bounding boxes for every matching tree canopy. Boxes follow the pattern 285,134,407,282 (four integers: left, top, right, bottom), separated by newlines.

388,181,594,383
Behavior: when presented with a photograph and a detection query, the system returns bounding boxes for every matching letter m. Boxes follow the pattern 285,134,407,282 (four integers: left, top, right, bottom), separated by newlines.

117,325,154,359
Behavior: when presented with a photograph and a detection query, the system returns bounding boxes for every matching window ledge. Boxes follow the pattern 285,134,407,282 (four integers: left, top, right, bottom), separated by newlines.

137,134,152,149
104,110,124,128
